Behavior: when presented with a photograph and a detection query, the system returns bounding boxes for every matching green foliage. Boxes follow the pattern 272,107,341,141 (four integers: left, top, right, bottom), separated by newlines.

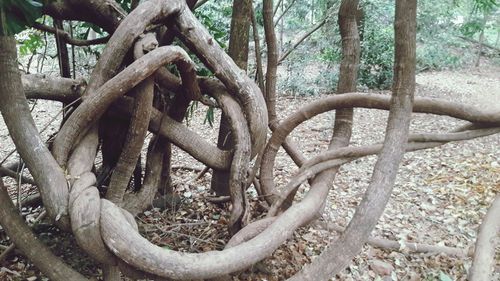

0,0,43,35
319,45,341,63
195,1,232,49
460,20,484,37
203,106,215,127
416,43,462,71
115,0,132,13
359,25,394,90
471,0,498,13
18,32,43,55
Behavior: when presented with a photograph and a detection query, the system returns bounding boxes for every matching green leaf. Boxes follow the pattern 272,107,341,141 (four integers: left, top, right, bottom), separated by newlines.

0,0,43,35
203,107,214,127
19,33,43,56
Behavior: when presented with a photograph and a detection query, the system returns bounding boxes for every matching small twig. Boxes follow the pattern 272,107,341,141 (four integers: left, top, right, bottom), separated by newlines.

33,23,110,46
0,244,15,262
194,0,210,9
278,17,327,64
206,196,230,204
0,97,82,165
0,211,46,262
137,217,222,247
171,165,205,172
318,221,470,257
0,166,36,185
274,0,296,27
16,162,25,212
195,166,210,180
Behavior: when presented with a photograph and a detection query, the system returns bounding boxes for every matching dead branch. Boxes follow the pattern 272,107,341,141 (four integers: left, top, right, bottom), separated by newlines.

457,35,500,53
278,17,327,64
320,222,471,257
22,74,85,102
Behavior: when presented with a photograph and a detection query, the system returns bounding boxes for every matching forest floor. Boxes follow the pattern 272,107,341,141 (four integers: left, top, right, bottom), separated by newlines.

0,61,499,281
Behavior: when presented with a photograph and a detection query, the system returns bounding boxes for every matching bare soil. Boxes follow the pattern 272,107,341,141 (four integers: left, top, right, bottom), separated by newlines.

0,62,499,280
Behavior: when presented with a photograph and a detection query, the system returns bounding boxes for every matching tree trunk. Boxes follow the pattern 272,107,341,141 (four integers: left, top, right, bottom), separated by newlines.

53,20,71,78
211,0,252,196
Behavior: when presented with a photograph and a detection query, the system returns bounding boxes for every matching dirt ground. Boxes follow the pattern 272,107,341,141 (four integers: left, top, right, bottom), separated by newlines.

0,62,499,280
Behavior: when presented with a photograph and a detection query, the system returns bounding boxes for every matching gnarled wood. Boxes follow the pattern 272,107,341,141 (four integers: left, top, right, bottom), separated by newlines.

53,46,198,167
106,34,157,205
173,1,268,157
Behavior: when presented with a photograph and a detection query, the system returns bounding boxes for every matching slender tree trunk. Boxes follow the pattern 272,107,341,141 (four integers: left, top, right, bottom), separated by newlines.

251,7,265,93
54,20,71,78
280,0,284,51
475,14,487,67
211,0,252,196
263,0,278,124
282,0,360,212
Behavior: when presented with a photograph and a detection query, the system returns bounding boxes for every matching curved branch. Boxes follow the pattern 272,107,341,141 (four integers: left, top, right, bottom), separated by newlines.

53,46,196,167
113,98,232,170
260,93,500,199
106,34,157,205
211,89,251,233
0,165,36,185
0,179,87,281
269,127,500,215
289,2,417,278
174,1,268,158
469,194,500,281
0,36,70,229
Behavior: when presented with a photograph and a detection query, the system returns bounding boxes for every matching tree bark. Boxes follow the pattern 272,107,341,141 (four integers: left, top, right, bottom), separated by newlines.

212,0,252,196
0,35,70,230
469,194,500,281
